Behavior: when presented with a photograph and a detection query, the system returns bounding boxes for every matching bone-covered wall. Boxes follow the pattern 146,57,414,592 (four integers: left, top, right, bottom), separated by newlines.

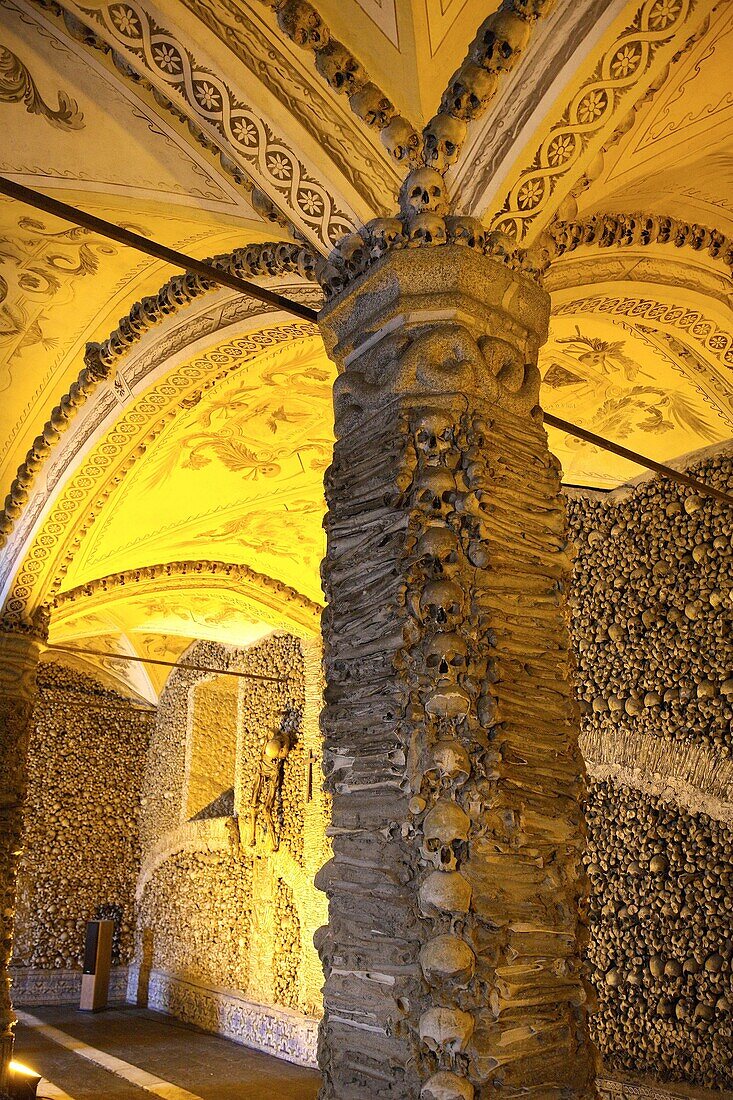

12,661,152,987
7,452,731,1087
567,449,732,1092
130,634,328,1065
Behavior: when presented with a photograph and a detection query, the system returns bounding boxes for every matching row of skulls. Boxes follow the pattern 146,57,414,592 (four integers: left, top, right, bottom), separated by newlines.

401,407,484,1100
322,205,539,298
271,0,550,159
549,213,733,270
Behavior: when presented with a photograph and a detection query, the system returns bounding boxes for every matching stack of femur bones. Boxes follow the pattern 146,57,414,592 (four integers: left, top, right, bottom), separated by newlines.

318,362,595,1097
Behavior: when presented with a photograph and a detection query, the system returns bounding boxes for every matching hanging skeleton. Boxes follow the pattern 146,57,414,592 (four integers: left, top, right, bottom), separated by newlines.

246,728,293,852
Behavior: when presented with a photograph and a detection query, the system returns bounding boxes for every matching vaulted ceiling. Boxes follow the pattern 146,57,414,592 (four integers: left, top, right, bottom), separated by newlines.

1,0,730,698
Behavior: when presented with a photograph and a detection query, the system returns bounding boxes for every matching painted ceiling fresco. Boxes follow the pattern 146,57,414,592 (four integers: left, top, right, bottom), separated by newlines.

62,336,333,605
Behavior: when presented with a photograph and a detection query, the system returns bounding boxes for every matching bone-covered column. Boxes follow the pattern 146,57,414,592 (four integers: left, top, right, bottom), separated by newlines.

0,618,45,1093
315,246,597,1099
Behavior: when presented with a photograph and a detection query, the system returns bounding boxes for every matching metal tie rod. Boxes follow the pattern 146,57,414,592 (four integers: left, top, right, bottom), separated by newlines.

45,642,290,683
0,175,319,323
544,414,732,507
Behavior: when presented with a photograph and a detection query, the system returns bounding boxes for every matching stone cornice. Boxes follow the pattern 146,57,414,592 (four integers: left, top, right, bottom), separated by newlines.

322,215,547,300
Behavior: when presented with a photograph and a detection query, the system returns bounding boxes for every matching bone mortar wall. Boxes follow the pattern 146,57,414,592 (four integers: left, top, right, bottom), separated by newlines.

133,634,329,1046
567,452,732,764
566,450,732,1091
585,779,732,1092
12,660,152,978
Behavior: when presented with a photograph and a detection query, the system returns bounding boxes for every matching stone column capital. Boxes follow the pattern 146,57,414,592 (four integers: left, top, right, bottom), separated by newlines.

319,246,551,438
0,605,50,647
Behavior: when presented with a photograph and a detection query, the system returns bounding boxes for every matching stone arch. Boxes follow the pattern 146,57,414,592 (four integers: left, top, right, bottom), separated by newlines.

0,278,327,622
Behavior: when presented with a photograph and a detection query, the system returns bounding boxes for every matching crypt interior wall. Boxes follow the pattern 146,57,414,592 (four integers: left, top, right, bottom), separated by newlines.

7,453,731,1091
128,633,329,1066
569,450,732,1092
10,661,153,1005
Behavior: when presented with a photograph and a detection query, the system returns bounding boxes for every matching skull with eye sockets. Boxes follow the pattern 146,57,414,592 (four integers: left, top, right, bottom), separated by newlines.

412,467,458,521
413,410,455,465
421,800,471,872
415,524,462,576
420,578,465,627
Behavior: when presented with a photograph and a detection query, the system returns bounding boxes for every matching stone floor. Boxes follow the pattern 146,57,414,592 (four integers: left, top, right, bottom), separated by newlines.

13,1005,321,1099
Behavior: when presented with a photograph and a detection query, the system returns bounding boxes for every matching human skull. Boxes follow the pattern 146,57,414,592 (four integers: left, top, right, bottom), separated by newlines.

259,243,281,276
336,231,367,275
512,0,553,17
690,223,711,250
708,228,726,257
419,869,472,915
442,62,498,120
430,739,471,787
674,220,691,247
296,248,318,281
381,115,421,162
446,216,486,250
618,214,636,246
407,212,447,247
655,216,674,243
349,82,395,129
425,632,468,681
421,1071,475,1100
473,10,531,73
419,1007,475,1054
413,467,458,518
315,40,367,95
485,229,517,263
400,167,449,217
421,800,470,872
414,410,455,464
420,578,465,626
365,217,406,260
426,681,471,719
415,524,462,575
423,114,467,173
276,0,330,50
420,934,476,986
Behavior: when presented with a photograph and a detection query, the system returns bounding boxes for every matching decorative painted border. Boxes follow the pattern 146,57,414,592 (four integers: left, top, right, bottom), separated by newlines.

126,967,319,1067
552,295,733,371
179,0,399,214
548,212,731,270
0,242,321,552
489,0,701,241
3,323,319,619
10,965,129,1005
72,0,356,246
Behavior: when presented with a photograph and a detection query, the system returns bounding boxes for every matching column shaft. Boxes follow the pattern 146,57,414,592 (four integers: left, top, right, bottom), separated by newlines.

0,626,42,1093
316,247,596,1099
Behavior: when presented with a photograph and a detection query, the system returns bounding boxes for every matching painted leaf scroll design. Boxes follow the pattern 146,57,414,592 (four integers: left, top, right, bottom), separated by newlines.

0,45,85,129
